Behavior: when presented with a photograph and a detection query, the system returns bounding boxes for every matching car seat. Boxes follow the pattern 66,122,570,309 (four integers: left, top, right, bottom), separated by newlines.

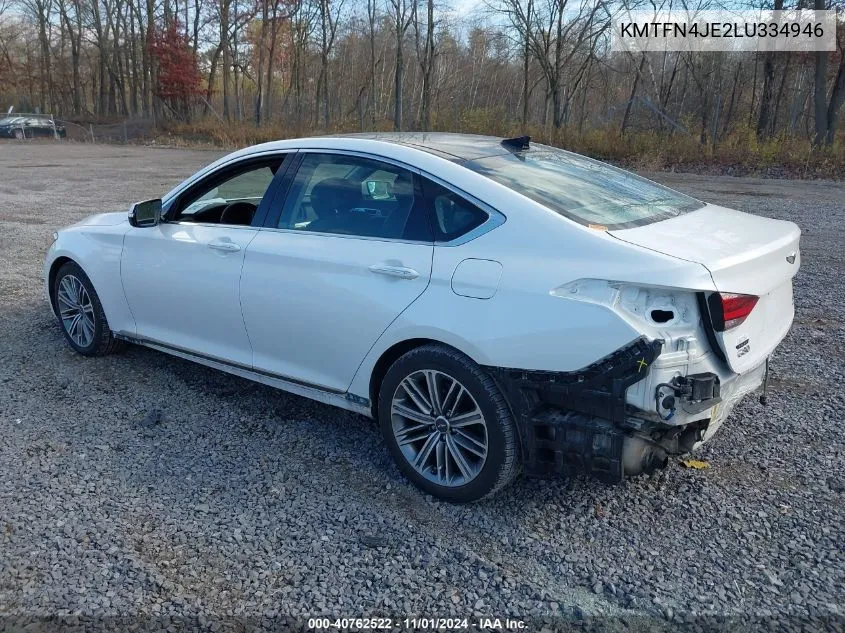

308,177,363,234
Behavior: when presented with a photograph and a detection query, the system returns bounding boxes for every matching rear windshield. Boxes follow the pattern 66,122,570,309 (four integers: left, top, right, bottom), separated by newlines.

464,145,703,229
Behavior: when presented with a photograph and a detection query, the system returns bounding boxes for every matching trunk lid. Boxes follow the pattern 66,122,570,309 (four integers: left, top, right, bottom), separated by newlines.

609,204,800,374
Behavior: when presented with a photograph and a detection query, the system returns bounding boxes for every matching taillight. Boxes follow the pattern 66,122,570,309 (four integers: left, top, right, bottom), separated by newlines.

707,292,759,331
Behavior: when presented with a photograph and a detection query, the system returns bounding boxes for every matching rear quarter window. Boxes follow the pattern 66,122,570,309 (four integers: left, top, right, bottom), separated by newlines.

421,178,488,243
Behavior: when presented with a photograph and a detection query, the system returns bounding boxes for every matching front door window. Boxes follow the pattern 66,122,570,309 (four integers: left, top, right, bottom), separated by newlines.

173,161,281,226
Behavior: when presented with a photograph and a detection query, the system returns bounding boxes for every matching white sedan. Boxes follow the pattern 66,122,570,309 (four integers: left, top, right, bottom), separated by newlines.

44,133,800,501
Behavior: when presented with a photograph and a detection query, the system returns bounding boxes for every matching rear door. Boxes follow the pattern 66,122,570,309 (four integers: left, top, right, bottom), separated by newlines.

610,204,801,373
239,151,434,392
121,154,290,366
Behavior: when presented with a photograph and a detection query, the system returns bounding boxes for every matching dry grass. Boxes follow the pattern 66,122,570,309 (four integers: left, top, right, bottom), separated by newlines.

153,116,845,179
565,127,845,179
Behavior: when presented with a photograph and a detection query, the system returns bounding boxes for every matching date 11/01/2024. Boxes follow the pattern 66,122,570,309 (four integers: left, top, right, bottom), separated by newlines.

308,617,527,630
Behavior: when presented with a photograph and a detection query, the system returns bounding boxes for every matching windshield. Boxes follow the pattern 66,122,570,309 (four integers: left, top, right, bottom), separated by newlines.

464,145,703,229
0,117,22,126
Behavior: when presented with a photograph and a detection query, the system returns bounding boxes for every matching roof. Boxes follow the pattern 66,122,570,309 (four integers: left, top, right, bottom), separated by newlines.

167,132,527,205
335,132,515,162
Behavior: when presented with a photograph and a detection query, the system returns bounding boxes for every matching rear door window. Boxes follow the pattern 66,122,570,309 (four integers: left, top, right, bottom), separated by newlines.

277,153,431,241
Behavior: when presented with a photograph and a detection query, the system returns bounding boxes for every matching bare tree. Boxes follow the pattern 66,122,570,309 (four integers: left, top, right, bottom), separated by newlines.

367,0,379,126
1,0,843,160
497,0,608,129
218,0,232,118
413,0,435,129
387,0,413,130
20,0,54,112
814,0,845,145
316,0,343,129
254,0,269,124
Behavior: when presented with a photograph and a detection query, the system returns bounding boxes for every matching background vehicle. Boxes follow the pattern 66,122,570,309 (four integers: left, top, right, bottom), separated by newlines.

43,133,800,501
0,114,67,139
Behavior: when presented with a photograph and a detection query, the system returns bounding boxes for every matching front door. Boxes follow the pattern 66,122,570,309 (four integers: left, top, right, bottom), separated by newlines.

240,151,434,392
121,156,287,366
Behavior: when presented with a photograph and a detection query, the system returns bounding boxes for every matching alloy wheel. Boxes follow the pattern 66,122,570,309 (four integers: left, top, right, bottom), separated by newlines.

391,369,488,487
57,275,95,348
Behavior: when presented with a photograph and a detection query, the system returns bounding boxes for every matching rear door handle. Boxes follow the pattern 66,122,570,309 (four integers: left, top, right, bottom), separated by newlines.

368,264,420,280
208,240,241,252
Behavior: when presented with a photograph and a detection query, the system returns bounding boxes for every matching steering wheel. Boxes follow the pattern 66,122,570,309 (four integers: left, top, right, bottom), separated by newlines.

220,201,257,226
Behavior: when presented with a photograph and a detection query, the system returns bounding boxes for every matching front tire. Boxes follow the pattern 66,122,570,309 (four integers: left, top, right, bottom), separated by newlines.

378,344,520,502
53,261,124,356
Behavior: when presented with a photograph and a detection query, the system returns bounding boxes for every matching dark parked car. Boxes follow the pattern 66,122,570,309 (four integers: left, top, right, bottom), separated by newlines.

0,115,66,139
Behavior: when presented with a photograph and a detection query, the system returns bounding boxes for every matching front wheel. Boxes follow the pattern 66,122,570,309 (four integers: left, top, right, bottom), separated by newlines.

378,344,520,502
53,261,124,356
13,129,24,140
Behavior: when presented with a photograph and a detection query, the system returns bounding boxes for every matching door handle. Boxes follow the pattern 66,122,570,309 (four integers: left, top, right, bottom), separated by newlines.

368,264,420,280
208,240,241,252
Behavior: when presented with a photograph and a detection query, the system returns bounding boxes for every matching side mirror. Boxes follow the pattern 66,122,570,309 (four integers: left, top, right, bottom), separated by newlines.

129,199,162,228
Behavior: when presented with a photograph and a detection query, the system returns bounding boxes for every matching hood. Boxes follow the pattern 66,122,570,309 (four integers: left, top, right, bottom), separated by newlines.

71,211,128,228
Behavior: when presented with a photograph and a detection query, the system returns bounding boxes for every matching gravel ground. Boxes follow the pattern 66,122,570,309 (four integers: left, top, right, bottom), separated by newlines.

0,143,843,632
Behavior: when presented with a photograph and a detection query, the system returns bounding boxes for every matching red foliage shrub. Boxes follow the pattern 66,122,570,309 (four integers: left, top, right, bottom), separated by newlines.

148,21,203,105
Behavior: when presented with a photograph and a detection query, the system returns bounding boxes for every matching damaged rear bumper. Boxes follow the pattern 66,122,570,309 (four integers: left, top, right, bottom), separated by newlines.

486,336,762,482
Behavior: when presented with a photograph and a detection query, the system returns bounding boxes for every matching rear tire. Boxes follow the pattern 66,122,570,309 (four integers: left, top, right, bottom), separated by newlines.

53,261,125,356
378,344,520,502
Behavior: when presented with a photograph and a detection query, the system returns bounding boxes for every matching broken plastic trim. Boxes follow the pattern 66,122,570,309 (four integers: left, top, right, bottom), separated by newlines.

487,336,664,425
696,292,727,363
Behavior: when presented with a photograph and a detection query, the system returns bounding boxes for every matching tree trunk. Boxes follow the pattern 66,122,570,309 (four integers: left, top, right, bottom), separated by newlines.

521,0,532,127
146,0,158,120
394,25,404,131
756,54,776,138
416,0,434,130
772,55,792,135
220,0,231,120
319,0,330,129
36,0,53,114
204,44,222,116
813,0,828,145
255,0,268,125
368,0,377,127
824,56,845,145
264,0,281,121
621,54,645,136
756,0,784,138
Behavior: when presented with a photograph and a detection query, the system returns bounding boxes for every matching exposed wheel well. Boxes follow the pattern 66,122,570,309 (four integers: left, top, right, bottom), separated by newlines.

47,256,74,316
369,338,458,418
